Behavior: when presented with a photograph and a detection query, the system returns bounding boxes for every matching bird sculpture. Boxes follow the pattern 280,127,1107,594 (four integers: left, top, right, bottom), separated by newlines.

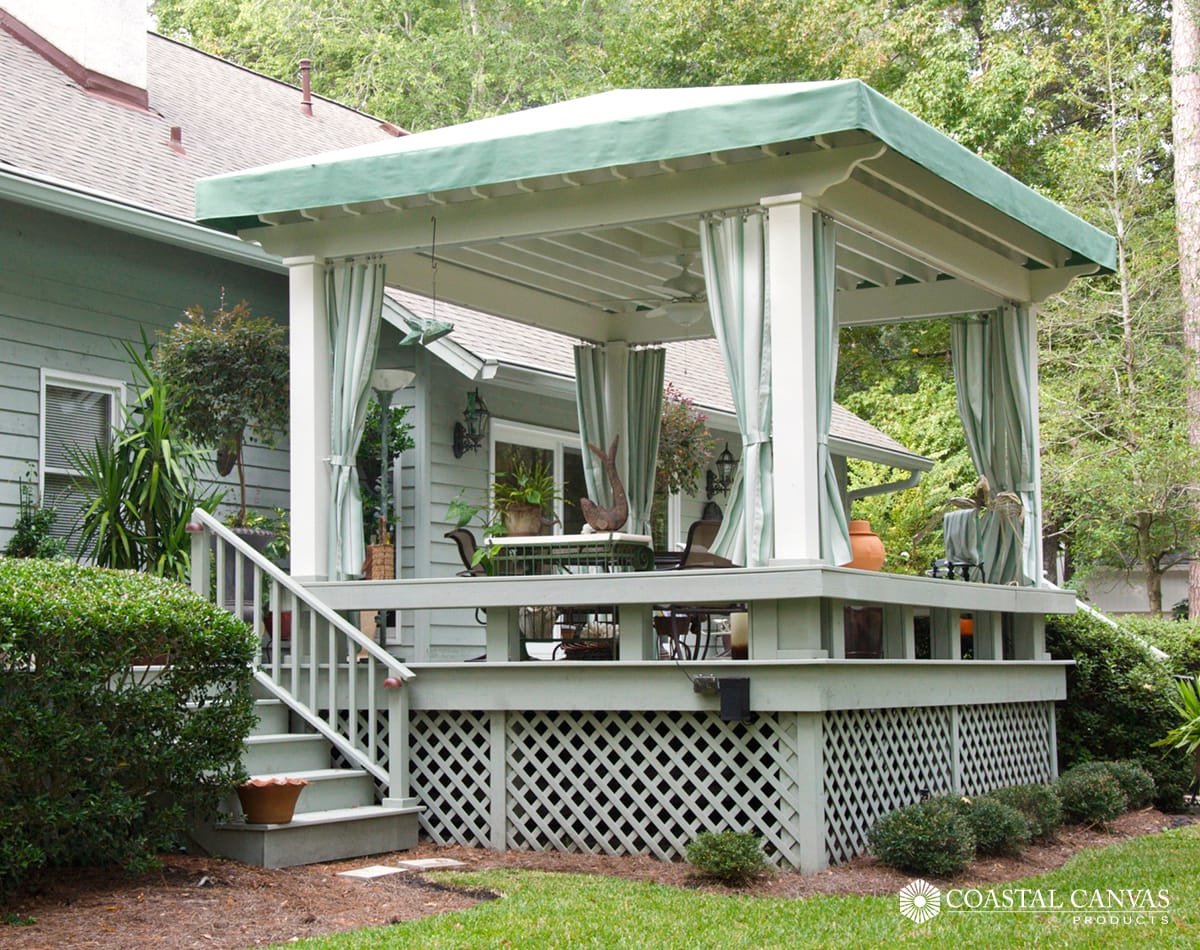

579,435,629,532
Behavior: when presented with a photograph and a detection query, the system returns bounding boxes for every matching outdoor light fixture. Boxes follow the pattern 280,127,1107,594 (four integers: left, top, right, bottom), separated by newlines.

453,388,490,458
706,442,737,499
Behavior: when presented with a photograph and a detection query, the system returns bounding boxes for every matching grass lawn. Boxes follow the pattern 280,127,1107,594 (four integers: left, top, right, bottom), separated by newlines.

280,825,1198,949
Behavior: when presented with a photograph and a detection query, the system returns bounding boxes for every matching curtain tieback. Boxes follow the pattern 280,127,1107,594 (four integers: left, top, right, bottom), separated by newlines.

326,455,356,468
742,431,770,447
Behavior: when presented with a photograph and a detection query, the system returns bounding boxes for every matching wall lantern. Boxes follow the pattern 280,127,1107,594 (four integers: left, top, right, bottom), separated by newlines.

453,388,490,458
705,442,737,499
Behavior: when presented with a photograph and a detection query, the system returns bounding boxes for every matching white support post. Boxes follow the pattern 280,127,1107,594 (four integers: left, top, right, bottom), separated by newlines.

285,256,331,581
882,604,915,659
972,611,1002,660
930,608,961,660
488,710,507,851
486,608,521,662
617,604,654,660
190,526,210,600
822,599,846,659
762,195,821,562
383,684,418,809
792,712,828,873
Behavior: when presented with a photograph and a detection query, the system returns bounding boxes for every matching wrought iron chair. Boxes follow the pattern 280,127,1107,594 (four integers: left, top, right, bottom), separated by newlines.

445,528,486,577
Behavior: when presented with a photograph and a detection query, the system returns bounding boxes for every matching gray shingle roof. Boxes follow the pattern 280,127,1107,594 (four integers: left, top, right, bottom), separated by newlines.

386,289,921,462
0,28,396,219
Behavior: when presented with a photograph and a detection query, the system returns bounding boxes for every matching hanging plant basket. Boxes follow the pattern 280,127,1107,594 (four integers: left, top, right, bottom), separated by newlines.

236,777,308,824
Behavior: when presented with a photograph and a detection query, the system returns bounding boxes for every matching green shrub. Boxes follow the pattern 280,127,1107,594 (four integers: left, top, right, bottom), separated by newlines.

1095,760,1156,809
991,783,1063,840
1118,617,1200,678
939,795,1030,857
1056,764,1127,826
1046,612,1193,811
0,559,257,896
684,831,768,884
867,799,976,877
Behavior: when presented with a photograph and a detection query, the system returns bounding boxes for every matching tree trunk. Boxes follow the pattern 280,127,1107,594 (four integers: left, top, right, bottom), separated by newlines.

1175,0,1200,618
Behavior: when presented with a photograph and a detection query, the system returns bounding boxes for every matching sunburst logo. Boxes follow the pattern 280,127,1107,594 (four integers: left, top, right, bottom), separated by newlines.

898,879,942,923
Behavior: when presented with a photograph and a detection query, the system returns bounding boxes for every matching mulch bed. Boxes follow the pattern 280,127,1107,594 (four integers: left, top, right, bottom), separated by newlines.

2,809,1194,949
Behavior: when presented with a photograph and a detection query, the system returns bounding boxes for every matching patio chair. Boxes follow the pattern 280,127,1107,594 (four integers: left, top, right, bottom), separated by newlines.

676,519,735,570
655,520,741,658
445,528,486,577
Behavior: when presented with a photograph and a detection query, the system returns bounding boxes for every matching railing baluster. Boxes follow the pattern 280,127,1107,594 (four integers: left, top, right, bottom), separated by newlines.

185,509,413,796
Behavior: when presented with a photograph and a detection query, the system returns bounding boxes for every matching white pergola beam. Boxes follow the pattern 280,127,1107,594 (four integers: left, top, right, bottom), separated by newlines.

240,143,893,261
821,179,1033,302
837,279,1002,325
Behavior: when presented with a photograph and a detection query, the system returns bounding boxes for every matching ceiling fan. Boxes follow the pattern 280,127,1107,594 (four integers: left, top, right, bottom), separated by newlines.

644,256,708,326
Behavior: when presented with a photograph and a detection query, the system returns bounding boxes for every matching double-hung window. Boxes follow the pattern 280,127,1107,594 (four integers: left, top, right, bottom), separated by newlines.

40,370,123,549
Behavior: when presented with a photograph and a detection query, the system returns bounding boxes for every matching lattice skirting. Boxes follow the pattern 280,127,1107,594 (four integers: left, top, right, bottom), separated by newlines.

823,701,1055,864
409,709,802,864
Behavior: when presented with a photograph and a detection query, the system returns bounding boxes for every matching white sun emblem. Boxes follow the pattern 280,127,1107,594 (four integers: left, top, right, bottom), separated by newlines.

898,879,942,923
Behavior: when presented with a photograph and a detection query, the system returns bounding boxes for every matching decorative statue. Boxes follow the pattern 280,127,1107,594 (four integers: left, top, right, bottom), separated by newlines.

579,435,629,532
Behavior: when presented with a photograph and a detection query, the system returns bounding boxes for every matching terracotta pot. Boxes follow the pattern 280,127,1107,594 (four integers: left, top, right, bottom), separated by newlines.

845,520,885,571
263,611,292,641
503,503,546,536
959,616,975,637
236,777,307,824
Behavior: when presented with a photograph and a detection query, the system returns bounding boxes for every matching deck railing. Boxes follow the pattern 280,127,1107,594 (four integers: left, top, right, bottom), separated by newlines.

187,508,416,805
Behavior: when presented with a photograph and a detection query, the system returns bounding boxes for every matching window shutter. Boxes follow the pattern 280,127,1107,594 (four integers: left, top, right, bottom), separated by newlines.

44,384,112,472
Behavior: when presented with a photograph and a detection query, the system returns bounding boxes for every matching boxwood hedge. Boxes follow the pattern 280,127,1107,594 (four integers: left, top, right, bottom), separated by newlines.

0,558,257,895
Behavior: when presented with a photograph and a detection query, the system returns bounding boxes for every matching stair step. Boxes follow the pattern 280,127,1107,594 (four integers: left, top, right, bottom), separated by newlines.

230,768,376,814
243,733,330,773
249,699,289,736
192,805,421,869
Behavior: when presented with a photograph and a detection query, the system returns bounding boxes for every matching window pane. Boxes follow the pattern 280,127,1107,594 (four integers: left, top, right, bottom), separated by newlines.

562,447,587,534
43,472,85,553
44,385,111,471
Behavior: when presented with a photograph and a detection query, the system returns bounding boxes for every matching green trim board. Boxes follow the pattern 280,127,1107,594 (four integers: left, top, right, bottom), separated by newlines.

195,80,1116,272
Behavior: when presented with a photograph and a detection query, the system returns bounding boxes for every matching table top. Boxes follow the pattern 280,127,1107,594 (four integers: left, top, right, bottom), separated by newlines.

483,532,652,548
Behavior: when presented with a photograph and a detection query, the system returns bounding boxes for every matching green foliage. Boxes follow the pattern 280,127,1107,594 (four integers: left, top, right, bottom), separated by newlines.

1094,760,1157,810
1120,617,1200,677
1153,678,1200,757
1055,765,1127,826
155,296,289,524
1046,611,1193,812
73,341,221,581
867,798,976,877
990,784,1064,841
838,370,975,574
0,558,257,896
938,794,1030,858
492,458,560,514
655,383,715,497
3,475,65,559
154,0,610,132
683,831,768,885
356,398,414,543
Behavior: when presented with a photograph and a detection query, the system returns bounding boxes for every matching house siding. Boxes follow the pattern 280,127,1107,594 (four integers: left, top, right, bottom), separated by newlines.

0,199,291,549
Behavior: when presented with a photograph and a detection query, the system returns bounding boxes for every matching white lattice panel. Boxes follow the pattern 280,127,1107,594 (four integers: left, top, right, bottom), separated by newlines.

409,710,492,846
823,707,954,864
958,702,1053,795
503,711,800,863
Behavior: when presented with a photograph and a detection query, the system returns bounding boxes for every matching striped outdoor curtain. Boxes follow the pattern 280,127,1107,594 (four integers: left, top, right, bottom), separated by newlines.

326,257,385,580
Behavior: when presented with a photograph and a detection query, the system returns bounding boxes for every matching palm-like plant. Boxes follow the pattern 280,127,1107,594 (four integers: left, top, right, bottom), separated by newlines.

1153,679,1200,755
73,341,221,580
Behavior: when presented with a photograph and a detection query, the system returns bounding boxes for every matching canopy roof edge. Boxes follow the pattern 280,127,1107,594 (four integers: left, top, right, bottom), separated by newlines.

195,81,1115,273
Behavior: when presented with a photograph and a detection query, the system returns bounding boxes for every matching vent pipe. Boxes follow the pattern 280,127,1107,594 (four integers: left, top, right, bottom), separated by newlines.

299,58,313,116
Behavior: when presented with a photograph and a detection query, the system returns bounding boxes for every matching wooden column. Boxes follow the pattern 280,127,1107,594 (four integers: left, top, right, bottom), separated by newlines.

762,194,821,563
285,256,331,581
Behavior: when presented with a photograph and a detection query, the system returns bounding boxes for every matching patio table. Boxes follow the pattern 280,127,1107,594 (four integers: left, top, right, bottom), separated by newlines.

484,531,655,575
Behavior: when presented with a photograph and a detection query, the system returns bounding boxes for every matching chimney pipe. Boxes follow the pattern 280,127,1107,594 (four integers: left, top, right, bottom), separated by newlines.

299,58,313,116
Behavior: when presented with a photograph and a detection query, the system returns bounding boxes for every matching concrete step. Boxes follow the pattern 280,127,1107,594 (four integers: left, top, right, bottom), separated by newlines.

191,804,422,869
249,699,289,736
243,734,330,773
220,767,377,816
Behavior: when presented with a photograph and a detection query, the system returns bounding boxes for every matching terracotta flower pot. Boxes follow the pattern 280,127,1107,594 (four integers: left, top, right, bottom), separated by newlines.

236,777,308,824
503,503,546,536
845,520,885,571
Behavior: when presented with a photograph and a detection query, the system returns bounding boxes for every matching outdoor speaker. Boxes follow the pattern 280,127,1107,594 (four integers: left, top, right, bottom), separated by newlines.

718,677,752,722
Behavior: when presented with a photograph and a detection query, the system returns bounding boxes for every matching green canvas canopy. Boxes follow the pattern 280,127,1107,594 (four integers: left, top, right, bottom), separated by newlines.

195,80,1115,274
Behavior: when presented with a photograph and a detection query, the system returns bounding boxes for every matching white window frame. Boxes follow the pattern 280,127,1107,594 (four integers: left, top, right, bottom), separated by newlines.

39,368,125,498
489,418,585,534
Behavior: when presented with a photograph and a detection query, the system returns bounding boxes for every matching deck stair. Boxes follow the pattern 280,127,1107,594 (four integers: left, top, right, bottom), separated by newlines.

185,510,421,870
190,684,421,869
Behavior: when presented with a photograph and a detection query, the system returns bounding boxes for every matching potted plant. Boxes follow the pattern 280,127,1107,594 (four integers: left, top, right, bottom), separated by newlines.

492,458,561,536
154,294,289,528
